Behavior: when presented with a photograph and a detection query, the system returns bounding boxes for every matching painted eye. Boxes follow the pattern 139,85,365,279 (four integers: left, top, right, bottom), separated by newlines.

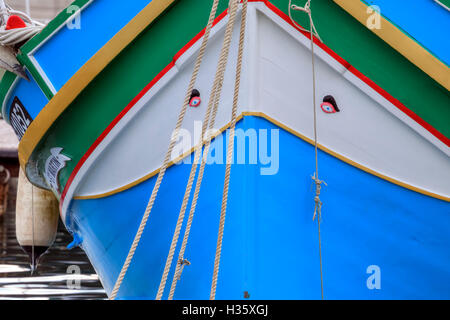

321,102,337,114
189,96,201,107
321,95,340,114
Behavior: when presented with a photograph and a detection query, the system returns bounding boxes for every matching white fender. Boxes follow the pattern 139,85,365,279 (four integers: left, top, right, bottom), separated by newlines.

0,165,10,217
16,168,59,269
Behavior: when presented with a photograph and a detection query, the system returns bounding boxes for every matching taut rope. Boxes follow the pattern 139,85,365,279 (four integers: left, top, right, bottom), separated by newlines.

156,0,241,300
290,0,326,300
167,78,222,300
110,0,221,300
168,0,248,300
210,0,247,301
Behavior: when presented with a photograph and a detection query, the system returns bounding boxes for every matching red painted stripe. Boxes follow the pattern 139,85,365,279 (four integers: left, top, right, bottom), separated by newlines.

173,9,229,62
61,0,449,212
347,66,450,146
259,0,449,146
61,10,231,210
60,62,175,211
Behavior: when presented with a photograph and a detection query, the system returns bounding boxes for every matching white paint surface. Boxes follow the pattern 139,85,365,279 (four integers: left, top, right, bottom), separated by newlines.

68,4,449,215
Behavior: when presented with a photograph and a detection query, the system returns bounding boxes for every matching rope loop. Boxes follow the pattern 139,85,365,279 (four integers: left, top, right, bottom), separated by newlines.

288,0,322,42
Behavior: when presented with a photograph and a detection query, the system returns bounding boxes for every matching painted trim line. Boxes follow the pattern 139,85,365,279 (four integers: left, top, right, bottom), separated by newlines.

333,0,450,91
435,0,450,11
0,1,91,111
57,2,450,222
72,112,450,203
18,0,94,99
18,0,450,176
0,72,18,121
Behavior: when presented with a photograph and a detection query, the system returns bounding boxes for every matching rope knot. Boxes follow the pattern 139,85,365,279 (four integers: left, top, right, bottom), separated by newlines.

178,258,191,267
291,0,311,13
288,0,322,42
311,175,326,221
175,258,191,281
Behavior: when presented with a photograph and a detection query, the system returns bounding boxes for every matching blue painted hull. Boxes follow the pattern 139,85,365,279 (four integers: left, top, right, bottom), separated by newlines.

35,0,155,92
1,0,152,139
67,116,450,299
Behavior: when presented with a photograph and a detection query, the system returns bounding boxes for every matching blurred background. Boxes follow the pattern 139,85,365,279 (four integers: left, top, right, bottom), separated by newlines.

0,0,106,300
7,0,72,22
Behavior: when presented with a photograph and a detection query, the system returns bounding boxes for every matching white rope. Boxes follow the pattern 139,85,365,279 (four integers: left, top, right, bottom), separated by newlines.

0,25,42,46
0,1,44,47
0,0,7,23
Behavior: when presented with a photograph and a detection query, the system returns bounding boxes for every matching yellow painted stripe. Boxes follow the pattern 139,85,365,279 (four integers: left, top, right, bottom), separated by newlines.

73,112,450,202
333,0,450,91
18,0,176,170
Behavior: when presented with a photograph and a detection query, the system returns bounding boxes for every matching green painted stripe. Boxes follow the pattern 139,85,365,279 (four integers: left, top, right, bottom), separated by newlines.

20,0,91,56
360,0,449,68
17,54,54,100
33,0,230,193
29,0,450,195
436,0,450,9
0,71,17,118
303,0,450,136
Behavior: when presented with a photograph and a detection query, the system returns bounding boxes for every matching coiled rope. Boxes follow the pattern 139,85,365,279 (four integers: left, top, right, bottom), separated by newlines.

290,0,326,300
109,0,221,300
0,1,44,47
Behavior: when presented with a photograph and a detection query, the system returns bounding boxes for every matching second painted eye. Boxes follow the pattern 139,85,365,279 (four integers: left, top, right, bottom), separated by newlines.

189,96,201,107
321,95,340,114
189,89,201,107
320,102,337,114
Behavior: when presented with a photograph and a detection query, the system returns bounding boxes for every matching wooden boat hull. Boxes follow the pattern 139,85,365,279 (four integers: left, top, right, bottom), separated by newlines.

0,0,449,299
70,116,450,299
